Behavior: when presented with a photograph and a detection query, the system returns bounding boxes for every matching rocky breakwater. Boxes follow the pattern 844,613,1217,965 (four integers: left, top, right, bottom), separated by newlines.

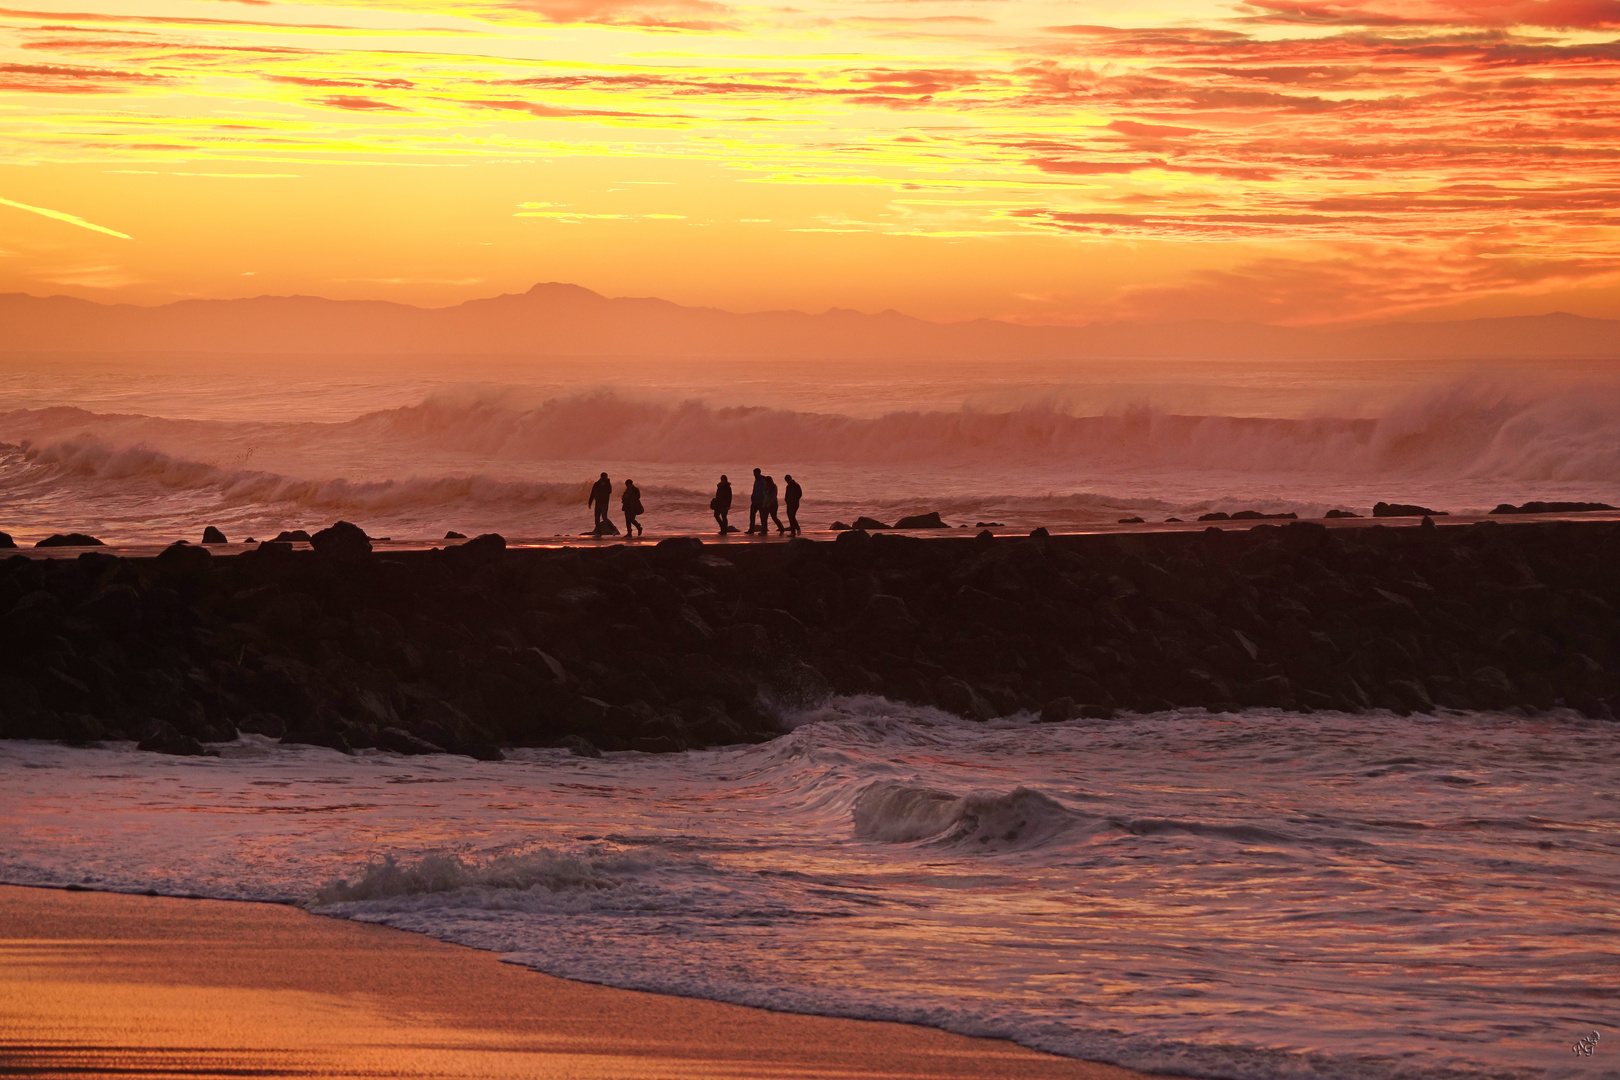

0,519,1616,757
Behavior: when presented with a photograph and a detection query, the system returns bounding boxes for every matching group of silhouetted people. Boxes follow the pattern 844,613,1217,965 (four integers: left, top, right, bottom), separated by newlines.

588,468,800,538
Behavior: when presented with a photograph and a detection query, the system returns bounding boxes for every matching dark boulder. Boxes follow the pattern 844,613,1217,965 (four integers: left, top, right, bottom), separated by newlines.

1118,517,1145,524
310,521,372,561
1029,526,1050,538
0,532,13,548
37,533,104,548
853,516,892,531
238,712,288,738
445,530,467,539
281,730,353,753
272,529,312,542
138,721,205,756
1324,509,1360,518
1040,697,1076,723
893,512,947,529
556,734,603,757
1374,502,1447,517
447,532,506,568
1491,501,1615,515
935,676,995,720
378,726,444,755
201,526,227,544
1198,512,1230,521
1230,510,1297,520
829,521,852,531
458,743,505,761
156,540,211,574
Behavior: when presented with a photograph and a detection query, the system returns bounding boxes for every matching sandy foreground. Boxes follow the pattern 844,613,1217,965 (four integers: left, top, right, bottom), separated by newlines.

0,885,1168,1080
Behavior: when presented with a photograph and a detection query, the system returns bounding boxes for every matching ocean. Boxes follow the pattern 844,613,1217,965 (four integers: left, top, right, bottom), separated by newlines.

2,706,1615,1080
0,353,1617,544
1,351,1617,1079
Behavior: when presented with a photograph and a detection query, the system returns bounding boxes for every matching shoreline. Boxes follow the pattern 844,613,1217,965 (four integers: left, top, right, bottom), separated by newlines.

1,517,1615,756
0,883,1168,1080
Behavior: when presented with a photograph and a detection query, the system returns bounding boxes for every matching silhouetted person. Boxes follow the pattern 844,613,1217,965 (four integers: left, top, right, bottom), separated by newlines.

784,474,802,535
763,474,785,534
622,479,644,538
588,472,612,534
748,467,767,534
712,474,733,534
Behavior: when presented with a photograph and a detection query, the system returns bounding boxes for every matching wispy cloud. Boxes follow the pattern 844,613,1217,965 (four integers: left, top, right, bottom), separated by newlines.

0,195,131,239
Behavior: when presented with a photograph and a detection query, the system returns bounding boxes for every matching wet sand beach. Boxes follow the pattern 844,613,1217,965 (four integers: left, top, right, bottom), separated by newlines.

0,885,1166,1080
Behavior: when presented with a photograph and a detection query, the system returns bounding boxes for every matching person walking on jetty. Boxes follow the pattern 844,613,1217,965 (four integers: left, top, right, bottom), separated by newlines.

763,474,786,534
622,478,644,538
748,468,767,534
588,472,613,535
784,474,802,536
712,475,733,535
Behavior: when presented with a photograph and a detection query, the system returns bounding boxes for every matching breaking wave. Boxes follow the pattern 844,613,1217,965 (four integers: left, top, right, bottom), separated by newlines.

853,782,1090,851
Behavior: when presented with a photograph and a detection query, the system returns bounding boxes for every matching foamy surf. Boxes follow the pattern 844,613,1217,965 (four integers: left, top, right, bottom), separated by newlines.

2,373,1620,542
2,705,1614,1080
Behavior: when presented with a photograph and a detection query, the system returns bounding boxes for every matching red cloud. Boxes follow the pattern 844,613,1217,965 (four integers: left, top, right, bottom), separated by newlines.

1239,0,1620,28
315,94,407,111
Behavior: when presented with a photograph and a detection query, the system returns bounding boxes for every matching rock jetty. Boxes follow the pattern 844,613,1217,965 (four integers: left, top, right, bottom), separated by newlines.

0,520,1615,757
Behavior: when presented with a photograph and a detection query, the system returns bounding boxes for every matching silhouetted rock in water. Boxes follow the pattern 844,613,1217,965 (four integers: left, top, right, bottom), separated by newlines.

1119,517,1145,524
829,521,852,531
137,721,204,757
1204,510,1295,521
0,532,15,549
201,526,227,544
239,712,287,739
273,530,312,543
1491,501,1616,515
1324,509,1361,518
379,726,443,755
1040,697,1076,723
587,520,620,536
36,533,103,547
445,530,467,539
893,512,947,529
282,730,352,754
975,529,994,542
1164,517,1182,523
557,734,603,758
1374,502,1447,517
256,540,293,553
1029,526,1049,538
975,522,1004,528
310,521,372,561
853,516,892,531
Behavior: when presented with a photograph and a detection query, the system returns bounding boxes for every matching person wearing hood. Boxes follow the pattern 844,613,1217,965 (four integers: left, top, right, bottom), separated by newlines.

712,475,733,534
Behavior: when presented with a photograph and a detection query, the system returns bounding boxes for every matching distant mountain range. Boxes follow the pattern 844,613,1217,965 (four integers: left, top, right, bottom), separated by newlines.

3,282,1618,359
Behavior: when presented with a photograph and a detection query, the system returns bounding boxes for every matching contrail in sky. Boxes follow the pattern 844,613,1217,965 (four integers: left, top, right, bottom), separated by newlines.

0,196,132,239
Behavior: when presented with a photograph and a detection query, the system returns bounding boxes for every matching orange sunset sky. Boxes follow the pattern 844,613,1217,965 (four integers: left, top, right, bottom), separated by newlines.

1,0,1617,325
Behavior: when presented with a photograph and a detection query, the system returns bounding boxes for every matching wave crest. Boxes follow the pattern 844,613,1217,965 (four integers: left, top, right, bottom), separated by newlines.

853,782,1087,851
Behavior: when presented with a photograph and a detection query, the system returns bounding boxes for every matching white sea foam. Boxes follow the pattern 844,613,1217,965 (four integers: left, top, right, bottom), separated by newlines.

2,373,1619,542
2,707,1615,1080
